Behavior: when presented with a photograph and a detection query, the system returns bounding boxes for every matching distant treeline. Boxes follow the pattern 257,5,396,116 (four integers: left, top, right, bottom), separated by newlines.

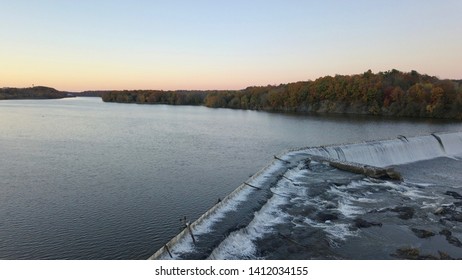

0,86,73,100
75,91,104,97
101,70,462,119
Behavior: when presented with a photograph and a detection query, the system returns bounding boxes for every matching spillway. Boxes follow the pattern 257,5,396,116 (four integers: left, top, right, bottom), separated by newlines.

150,131,462,260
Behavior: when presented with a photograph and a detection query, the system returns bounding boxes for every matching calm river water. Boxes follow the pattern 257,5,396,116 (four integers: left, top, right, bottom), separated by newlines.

1,97,461,259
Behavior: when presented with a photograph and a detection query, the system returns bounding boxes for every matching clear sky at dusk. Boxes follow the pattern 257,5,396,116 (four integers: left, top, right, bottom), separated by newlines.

1,0,461,91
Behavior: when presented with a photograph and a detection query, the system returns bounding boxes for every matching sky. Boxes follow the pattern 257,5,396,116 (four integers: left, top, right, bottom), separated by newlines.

1,0,461,92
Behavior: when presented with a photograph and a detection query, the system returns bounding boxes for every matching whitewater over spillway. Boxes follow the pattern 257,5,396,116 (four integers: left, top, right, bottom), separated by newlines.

150,131,462,260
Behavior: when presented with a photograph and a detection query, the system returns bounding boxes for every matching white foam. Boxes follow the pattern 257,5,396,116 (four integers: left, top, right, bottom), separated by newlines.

303,217,357,241
158,239,195,260
159,186,256,259
208,169,300,260
405,181,434,187
355,197,379,203
337,200,364,218
284,162,310,180
208,193,289,259
385,181,438,200
207,230,259,260
401,189,436,200
421,201,444,210
365,179,402,189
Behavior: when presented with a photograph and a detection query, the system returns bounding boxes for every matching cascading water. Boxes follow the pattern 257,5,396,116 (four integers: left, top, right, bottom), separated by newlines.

300,131,462,167
438,132,462,156
150,131,462,260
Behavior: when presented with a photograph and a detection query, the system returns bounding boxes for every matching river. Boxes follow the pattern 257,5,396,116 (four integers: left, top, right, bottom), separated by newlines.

1,97,461,259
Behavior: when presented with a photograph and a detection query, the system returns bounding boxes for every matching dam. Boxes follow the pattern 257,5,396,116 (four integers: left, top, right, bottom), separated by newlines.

150,131,462,260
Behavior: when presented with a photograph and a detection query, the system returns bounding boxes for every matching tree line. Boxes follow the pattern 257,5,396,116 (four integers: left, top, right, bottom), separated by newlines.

101,70,462,119
3,70,460,119
0,86,73,100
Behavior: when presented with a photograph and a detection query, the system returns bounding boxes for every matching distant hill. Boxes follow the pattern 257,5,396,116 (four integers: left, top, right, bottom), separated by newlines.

0,86,74,100
101,70,462,120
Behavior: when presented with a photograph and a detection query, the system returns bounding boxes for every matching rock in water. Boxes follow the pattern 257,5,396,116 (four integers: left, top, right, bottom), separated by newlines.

386,168,403,180
434,207,445,215
316,212,339,223
451,212,462,222
353,218,382,229
439,229,462,247
445,191,462,200
411,228,435,239
434,205,462,222
391,206,415,220
392,247,439,260
392,248,421,260
438,251,454,260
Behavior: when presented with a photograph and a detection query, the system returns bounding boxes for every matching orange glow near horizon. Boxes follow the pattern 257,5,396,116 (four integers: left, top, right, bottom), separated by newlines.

1,1,461,92
2,63,460,93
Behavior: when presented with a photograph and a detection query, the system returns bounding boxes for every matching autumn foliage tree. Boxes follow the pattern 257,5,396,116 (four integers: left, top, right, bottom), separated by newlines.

101,70,462,119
